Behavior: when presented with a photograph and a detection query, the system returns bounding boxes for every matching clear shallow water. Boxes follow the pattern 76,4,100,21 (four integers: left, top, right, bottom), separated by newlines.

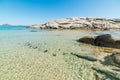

0,26,120,80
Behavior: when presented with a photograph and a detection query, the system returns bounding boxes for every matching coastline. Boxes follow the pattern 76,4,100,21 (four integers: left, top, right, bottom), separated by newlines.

28,17,120,30
0,25,120,80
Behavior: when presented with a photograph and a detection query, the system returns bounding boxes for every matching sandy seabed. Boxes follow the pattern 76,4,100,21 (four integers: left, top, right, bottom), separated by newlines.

0,30,120,80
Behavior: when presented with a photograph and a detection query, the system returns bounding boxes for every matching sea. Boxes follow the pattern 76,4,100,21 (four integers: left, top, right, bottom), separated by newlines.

0,26,120,80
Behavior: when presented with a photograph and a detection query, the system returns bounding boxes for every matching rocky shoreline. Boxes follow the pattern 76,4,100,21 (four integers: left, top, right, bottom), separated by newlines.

28,17,120,30
78,34,120,67
26,17,120,80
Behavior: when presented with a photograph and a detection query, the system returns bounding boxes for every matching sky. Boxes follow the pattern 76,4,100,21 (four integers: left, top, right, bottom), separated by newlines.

0,0,120,25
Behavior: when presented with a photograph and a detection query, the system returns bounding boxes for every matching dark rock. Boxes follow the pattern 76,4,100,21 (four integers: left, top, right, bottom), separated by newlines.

94,34,115,47
71,53,98,61
112,68,120,72
110,53,120,67
52,53,56,56
95,74,106,80
92,67,120,80
44,50,48,53
94,34,120,49
70,52,74,55
78,34,120,49
77,36,95,45
114,40,120,49
104,53,120,67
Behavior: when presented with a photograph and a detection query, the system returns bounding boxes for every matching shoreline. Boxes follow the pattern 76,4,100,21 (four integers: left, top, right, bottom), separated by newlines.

0,27,120,80
28,17,120,30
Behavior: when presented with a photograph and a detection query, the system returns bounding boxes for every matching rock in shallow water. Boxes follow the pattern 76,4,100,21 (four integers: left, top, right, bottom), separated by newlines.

111,53,120,67
104,52,120,67
44,50,48,53
78,34,120,49
94,34,115,47
77,36,95,45
30,30,38,32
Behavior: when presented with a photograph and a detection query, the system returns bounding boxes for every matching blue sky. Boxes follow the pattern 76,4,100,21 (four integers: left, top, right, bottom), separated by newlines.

0,0,120,25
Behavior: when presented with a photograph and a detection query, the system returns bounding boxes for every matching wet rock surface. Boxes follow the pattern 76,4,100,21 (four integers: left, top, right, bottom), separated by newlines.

77,36,95,45
94,34,115,47
110,53,120,67
78,34,120,49
101,52,120,67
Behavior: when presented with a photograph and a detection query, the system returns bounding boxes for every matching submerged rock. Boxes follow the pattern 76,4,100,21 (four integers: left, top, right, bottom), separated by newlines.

94,34,120,49
110,53,120,67
30,30,38,32
93,67,120,80
77,36,95,45
52,53,56,56
71,53,98,61
104,53,120,67
78,34,120,49
94,34,115,47
44,50,48,53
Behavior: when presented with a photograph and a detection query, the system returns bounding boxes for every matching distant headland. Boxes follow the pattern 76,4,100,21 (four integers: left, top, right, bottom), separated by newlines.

0,24,12,26
0,24,27,27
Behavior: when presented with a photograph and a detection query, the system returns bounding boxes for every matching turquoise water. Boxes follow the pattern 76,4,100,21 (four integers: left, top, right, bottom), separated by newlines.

0,25,48,32
0,26,119,56
0,26,120,80
0,26,26,30
0,26,119,36
0,26,49,49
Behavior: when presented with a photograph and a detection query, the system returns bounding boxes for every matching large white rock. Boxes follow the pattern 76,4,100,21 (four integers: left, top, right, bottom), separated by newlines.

28,17,120,29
